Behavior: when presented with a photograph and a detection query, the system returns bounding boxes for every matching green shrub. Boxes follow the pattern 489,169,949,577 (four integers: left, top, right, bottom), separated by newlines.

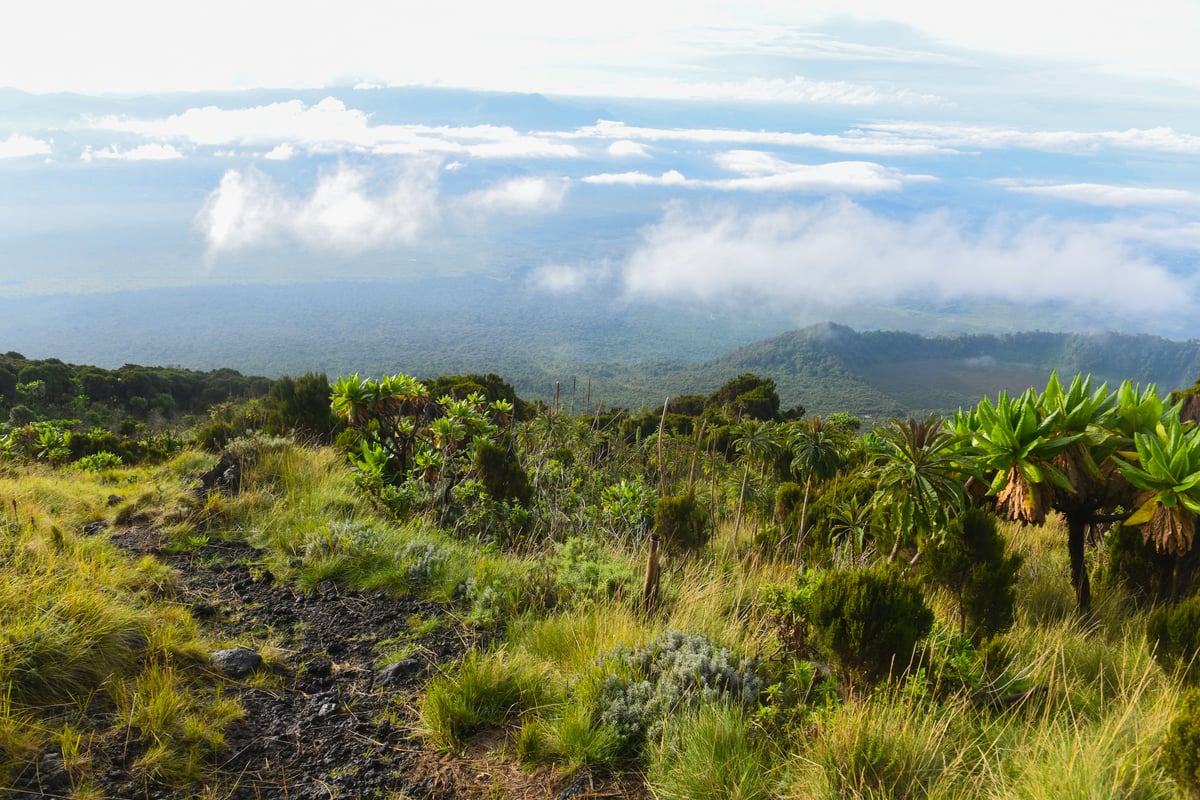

921,508,1022,641
1163,687,1200,795
654,491,709,551
1148,594,1200,681
760,569,825,656
448,478,532,547
809,565,933,683
555,537,637,606
775,482,804,520
75,450,124,471
194,421,236,453
473,439,532,506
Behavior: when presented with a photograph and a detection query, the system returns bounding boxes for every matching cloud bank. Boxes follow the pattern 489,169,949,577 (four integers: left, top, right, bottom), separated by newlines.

997,180,1200,208
605,200,1196,320
584,153,932,194
96,97,580,159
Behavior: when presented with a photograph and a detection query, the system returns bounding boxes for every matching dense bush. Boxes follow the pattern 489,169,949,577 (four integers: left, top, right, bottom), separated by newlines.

921,508,1022,641
1102,521,1185,605
1162,687,1200,795
1147,593,1200,682
555,537,636,605
809,565,934,682
473,439,532,506
653,491,709,551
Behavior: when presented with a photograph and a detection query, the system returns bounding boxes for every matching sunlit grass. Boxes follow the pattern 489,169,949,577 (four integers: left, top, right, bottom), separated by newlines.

0,459,241,789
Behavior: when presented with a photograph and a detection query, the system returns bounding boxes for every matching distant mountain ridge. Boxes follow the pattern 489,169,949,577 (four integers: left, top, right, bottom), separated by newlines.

620,323,1200,418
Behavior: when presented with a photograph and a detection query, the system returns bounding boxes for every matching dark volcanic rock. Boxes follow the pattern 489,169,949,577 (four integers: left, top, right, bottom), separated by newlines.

211,646,262,679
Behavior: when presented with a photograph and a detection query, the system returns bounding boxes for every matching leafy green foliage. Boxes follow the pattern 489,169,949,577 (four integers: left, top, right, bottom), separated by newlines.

555,537,637,605
1147,594,1200,682
1114,413,1200,556
808,566,934,682
920,508,1022,640
866,415,970,556
654,491,709,551
331,372,526,527
1162,687,1200,795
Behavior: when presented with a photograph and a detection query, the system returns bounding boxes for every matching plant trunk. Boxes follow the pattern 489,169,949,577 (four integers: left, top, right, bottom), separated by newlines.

1068,514,1091,613
641,534,662,612
794,475,812,564
734,465,750,541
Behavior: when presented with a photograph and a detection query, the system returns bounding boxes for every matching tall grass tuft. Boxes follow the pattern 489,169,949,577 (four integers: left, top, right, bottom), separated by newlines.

646,702,777,800
418,649,560,751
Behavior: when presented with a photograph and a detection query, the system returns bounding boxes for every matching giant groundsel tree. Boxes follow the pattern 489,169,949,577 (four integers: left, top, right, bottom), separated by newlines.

954,373,1200,610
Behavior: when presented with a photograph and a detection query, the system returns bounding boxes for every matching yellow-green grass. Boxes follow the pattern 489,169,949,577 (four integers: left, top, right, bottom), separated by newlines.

0,460,241,788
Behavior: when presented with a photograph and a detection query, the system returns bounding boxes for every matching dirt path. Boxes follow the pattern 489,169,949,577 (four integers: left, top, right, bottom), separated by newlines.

10,518,645,799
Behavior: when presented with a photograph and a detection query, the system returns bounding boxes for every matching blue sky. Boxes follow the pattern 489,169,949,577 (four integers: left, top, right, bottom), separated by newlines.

2,1,1200,338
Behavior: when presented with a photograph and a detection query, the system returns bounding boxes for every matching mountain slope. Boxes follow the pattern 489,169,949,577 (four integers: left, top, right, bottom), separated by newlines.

610,324,1200,417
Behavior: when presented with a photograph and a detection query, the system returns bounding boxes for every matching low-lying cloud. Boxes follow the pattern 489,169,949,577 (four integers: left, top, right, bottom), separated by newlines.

997,180,1200,208
81,143,184,161
612,200,1197,320
198,161,440,254
0,133,52,159
865,122,1200,156
461,176,569,214
96,97,580,159
584,152,932,194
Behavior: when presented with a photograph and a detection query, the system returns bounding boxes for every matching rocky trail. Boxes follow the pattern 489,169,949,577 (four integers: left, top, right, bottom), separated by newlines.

9,518,643,800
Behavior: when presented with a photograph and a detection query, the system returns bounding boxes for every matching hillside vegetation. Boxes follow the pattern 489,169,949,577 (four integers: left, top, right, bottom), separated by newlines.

4,361,1200,798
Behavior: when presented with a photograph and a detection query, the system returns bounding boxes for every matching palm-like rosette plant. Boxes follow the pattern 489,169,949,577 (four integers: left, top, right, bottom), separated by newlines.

867,415,972,559
1113,414,1200,557
1039,373,1115,489
959,388,1080,524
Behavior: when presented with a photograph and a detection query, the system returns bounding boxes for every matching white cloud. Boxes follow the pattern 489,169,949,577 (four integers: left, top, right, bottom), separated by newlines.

996,180,1200,208
0,133,52,159
565,120,957,156
460,176,569,214
95,97,581,159
611,75,945,105
607,140,650,158
712,150,934,192
81,143,184,161
866,122,1200,156
526,263,605,293
198,168,290,252
583,154,931,194
197,161,439,254
263,143,295,160
583,170,689,186
619,200,1197,320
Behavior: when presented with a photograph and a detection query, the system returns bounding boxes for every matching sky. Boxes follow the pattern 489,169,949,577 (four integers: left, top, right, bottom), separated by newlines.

3,1,1200,338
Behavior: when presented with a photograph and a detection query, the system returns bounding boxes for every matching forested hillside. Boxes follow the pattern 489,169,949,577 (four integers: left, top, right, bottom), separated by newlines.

616,324,1200,418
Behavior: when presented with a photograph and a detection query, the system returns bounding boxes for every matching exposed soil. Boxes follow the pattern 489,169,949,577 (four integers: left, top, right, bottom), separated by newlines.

9,519,646,800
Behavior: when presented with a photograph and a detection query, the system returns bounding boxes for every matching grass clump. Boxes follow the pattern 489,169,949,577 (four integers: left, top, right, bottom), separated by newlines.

0,465,242,790
645,702,777,800
418,649,558,751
